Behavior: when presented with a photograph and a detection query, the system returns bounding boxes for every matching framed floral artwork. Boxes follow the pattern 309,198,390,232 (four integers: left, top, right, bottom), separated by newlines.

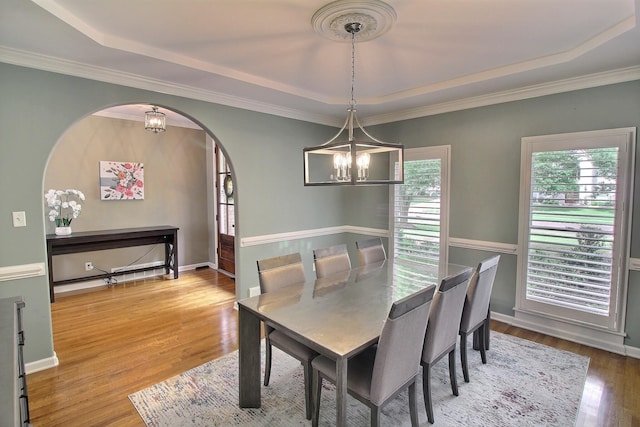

99,161,144,200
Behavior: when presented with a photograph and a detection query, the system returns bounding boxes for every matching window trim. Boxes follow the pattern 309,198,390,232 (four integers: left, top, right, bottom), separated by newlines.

516,127,636,333
390,145,451,272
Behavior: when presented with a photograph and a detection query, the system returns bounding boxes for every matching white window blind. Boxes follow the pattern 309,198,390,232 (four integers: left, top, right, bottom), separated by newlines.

394,159,441,267
527,147,617,316
392,146,449,273
518,128,635,331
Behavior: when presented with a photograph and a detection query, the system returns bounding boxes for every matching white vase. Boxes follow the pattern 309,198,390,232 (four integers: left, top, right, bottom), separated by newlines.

55,226,72,236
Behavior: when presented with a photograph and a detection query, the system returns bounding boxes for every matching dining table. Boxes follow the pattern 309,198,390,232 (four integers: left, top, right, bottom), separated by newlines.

237,259,471,426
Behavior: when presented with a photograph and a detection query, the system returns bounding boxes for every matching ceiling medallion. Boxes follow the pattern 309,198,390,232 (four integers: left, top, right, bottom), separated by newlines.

312,0,397,43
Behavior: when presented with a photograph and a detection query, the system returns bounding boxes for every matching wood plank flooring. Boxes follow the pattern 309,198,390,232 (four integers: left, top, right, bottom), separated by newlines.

26,268,639,426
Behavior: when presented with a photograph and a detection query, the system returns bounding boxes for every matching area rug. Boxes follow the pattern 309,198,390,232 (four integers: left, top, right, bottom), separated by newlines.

129,332,589,426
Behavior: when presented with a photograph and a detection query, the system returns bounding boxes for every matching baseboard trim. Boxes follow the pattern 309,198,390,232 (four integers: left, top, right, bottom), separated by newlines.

627,345,640,359
491,311,639,358
54,263,200,295
26,351,58,374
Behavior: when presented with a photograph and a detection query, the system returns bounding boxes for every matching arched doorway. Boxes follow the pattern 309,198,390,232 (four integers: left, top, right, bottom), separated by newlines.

44,103,236,296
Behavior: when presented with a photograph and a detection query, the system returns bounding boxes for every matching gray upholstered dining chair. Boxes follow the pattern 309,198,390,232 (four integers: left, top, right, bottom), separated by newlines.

421,267,473,424
257,252,318,420
311,285,436,427
313,243,352,278
356,237,387,266
459,255,500,382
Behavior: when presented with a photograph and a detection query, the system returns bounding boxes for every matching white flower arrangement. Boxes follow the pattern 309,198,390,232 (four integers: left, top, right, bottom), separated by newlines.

45,189,85,227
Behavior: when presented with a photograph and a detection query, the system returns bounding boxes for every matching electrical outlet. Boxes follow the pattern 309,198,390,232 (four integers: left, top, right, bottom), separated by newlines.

85,262,93,271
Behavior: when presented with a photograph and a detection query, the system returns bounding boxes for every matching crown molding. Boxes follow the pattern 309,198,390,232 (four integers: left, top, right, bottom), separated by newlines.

366,65,640,125
0,46,339,127
1,46,638,128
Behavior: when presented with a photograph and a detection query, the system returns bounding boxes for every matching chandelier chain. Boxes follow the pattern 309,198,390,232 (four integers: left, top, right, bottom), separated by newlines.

350,29,356,109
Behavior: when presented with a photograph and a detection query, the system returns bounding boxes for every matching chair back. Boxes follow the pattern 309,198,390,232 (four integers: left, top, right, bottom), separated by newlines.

356,237,387,266
257,252,306,294
369,285,436,405
460,255,500,333
313,244,351,278
422,268,472,364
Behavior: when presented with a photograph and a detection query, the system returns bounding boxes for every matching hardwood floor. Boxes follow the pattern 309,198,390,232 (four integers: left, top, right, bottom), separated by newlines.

27,268,639,426
28,268,238,426
491,323,640,427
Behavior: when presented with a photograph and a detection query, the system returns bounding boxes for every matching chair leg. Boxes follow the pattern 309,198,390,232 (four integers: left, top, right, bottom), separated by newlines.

448,350,459,396
409,379,419,427
370,406,380,427
460,332,470,383
422,364,434,424
473,308,491,351
485,305,491,350
479,324,487,364
311,369,321,427
264,336,272,386
303,361,312,420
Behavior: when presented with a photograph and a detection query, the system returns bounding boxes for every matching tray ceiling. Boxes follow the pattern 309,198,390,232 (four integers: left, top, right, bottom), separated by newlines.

1,0,639,126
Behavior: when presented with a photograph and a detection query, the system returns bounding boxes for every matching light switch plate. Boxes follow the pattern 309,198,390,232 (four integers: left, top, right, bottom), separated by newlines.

12,211,26,227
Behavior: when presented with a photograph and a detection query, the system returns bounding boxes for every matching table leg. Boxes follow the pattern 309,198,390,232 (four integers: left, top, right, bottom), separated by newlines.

336,357,347,427
47,242,55,303
172,232,178,279
238,306,261,408
164,241,170,275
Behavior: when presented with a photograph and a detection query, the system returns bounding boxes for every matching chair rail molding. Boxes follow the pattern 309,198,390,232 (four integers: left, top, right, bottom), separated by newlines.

0,263,46,282
449,237,518,254
240,225,388,247
628,258,640,271
242,230,519,253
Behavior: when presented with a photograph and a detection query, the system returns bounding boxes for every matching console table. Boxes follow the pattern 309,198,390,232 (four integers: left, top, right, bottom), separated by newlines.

46,226,179,303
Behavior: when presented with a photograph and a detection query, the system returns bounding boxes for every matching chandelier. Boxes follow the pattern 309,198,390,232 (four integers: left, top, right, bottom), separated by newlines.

303,1,403,186
144,106,166,133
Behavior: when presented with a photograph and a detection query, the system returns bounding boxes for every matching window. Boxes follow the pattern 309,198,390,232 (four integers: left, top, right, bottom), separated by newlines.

217,149,234,237
391,146,450,279
517,128,635,331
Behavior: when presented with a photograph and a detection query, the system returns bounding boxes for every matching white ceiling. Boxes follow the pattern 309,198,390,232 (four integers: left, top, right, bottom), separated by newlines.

1,0,639,127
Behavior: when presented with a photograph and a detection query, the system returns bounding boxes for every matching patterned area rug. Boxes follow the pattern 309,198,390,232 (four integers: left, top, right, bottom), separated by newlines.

129,332,589,426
